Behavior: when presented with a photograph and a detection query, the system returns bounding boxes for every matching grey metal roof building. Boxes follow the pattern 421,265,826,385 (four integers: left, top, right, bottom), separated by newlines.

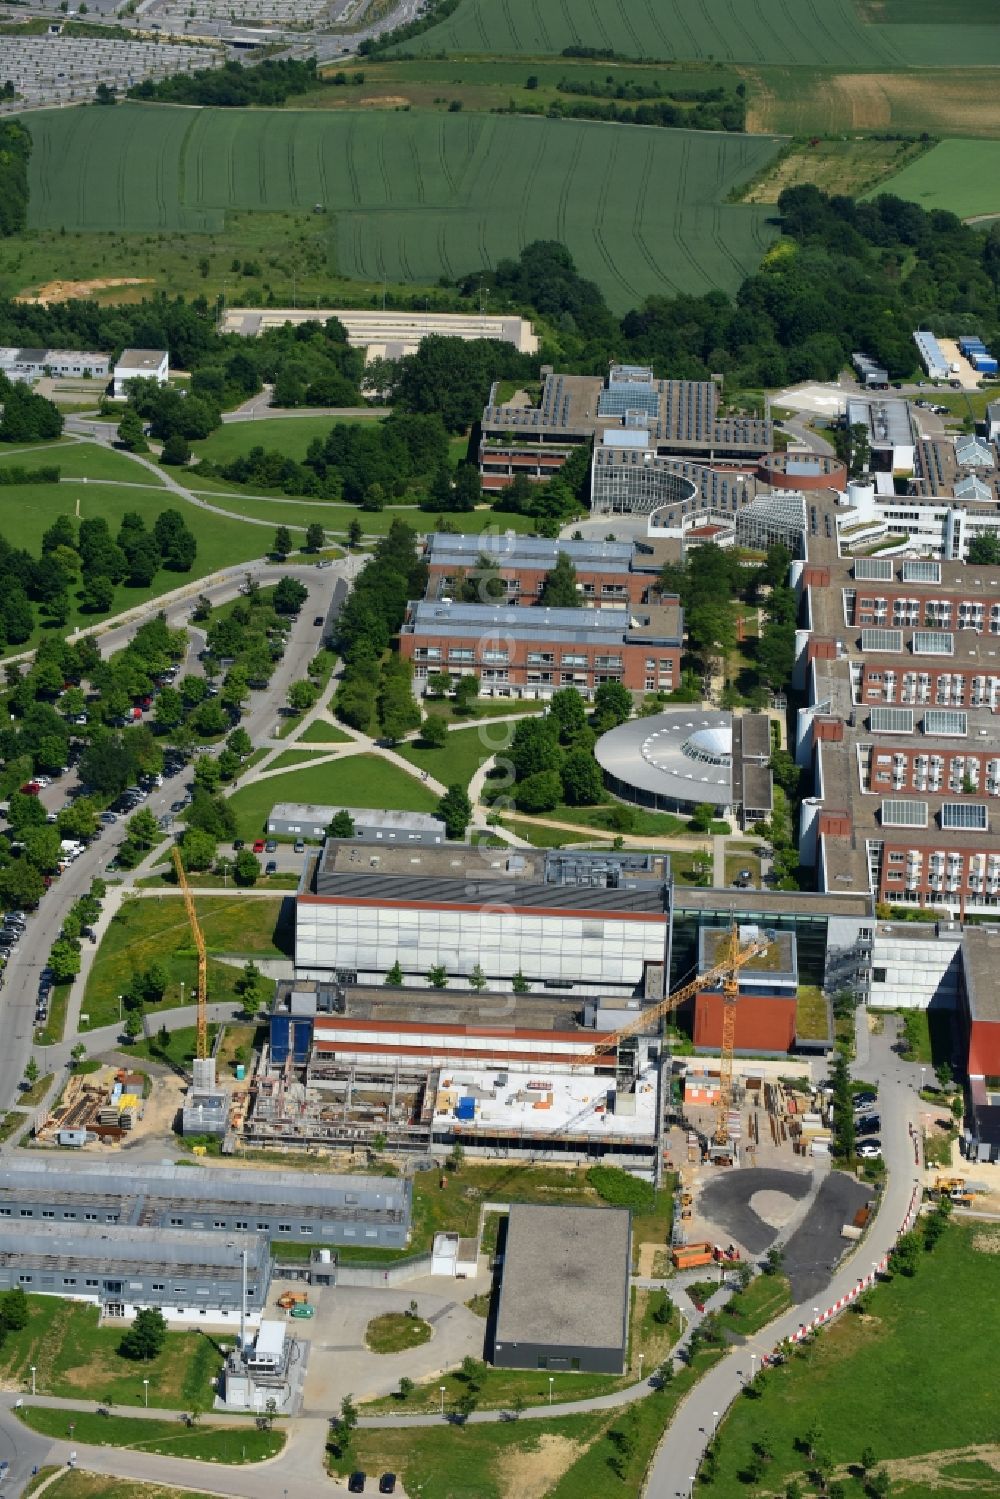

595,711,773,827
0,1221,270,1317
0,1159,411,1251
425,533,636,574
267,803,447,844
400,599,683,649
493,1204,631,1374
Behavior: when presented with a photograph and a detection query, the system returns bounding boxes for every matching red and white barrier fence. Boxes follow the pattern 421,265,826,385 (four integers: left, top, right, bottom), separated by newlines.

763,1184,922,1359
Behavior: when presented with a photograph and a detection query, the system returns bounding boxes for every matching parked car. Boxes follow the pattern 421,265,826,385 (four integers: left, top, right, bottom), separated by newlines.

857,1140,882,1159
348,1475,366,1494
853,1091,878,1110
313,615,325,627
265,839,277,853
293,839,305,853
252,839,266,854
170,800,186,813
857,1114,880,1136
379,1476,396,1495
265,860,278,875
99,812,118,825
232,839,245,851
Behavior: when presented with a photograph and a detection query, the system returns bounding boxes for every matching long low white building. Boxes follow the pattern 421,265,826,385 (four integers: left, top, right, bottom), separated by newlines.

221,307,538,359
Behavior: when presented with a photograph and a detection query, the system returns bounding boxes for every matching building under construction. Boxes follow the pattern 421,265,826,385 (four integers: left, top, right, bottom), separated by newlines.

243,982,665,1169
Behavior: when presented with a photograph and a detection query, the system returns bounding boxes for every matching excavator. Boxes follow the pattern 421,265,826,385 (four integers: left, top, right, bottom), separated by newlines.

571,921,773,1146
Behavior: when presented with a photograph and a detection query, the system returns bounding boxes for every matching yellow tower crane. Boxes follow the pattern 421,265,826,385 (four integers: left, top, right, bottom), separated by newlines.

172,844,209,1063
571,921,771,1147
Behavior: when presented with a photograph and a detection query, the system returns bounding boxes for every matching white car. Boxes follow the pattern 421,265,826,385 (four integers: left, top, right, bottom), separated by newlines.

857,1140,882,1159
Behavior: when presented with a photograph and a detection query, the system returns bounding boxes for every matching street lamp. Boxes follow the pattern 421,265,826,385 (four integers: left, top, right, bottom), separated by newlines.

30,1364,35,1396
439,1385,445,1414
118,994,124,1023
637,1352,645,1382
750,1352,756,1379
143,1378,149,1408
548,1376,554,1406
689,1478,696,1499
712,1409,719,1433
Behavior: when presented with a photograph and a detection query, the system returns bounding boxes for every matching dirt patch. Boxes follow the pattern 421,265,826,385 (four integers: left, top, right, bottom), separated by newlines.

496,1433,585,1499
972,1227,1000,1254
360,94,410,107
15,277,152,306
880,1443,1000,1490
748,1189,801,1228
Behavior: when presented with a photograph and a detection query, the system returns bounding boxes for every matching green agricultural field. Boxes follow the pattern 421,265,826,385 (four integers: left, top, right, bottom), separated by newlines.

225,753,439,839
388,0,1000,68
23,105,783,309
874,138,1000,219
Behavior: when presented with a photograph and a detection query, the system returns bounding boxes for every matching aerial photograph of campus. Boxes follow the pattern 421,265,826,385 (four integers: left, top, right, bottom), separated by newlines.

0,0,999,1495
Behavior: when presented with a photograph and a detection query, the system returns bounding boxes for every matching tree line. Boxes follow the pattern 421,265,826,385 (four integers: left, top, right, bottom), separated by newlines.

127,57,323,107
0,122,29,238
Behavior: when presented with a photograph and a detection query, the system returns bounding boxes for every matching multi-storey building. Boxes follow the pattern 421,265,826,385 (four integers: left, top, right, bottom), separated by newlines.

422,533,664,608
795,521,1000,916
398,598,683,701
478,364,772,494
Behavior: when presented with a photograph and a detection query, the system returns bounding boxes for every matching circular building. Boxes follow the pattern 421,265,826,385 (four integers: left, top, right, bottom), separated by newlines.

596,710,775,824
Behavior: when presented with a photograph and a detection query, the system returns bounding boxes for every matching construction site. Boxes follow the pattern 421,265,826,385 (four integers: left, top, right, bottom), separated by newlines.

36,1066,148,1147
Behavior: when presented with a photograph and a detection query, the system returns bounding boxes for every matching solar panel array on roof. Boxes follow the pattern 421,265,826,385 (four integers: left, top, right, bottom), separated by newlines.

912,631,954,656
924,709,968,737
940,802,989,830
869,707,914,734
902,560,942,584
861,628,904,653
881,798,929,828
854,557,894,582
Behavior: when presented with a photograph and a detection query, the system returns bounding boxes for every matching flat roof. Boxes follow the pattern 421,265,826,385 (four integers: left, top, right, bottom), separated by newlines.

426,534,635,572
343,984,591,1032
495,1203,631,1352
115,348,167,369
961,927,1000,1024
0,1220,268,1271
403,599,683,647
0,1157,404,1211
270,803,445,832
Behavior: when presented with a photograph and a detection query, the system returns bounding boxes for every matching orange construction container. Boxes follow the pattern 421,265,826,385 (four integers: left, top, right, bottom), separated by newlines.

671,1241,715,1271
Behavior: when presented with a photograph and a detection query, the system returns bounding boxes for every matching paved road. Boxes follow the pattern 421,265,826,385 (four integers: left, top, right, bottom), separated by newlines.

0,554,351,1116
643,1014,922,1497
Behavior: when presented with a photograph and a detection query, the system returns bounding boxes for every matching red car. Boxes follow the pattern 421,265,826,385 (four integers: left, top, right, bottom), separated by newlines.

19,782,40,796
252,839,265,854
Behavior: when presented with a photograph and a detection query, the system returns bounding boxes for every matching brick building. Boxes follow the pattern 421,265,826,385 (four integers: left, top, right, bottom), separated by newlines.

398,598,683,701
422,533,663,609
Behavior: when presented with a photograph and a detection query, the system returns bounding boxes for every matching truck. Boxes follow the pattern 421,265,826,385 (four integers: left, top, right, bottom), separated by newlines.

59,840,83,862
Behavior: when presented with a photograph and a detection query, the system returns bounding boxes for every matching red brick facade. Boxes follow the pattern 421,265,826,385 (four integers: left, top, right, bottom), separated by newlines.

858,662,1000,708
400,627,680,696
849,590,1000,632
878,843,1000,910
425,561,652,608
867,745,1000,797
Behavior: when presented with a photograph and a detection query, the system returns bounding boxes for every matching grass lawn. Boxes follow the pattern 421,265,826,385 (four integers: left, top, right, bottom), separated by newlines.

264,748,339,772
131,1024,217,1072
34,979,71,1046
191,413,384,465
81,894,288,1030
511,802,690,838
225,754,438,839
897,1008,954,1067
398,724,498,791
0,1110,27,1142
31,1475,222,1499
796,985,831,1042
0,1298,223,1408
0,470,269,655
420,697,545,725
365,1312,433,1354
717,1273,793,1336
343,1352,722,1499
296,718,352,744
19,1406,282,1464
724,852,761,887
496,817,594,847
18,1071,53,1107
0,440,167,486
697,1223,1000,1497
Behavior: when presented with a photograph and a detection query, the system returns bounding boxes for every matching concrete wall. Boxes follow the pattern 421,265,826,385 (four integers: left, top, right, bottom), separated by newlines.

869,928,961,1011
